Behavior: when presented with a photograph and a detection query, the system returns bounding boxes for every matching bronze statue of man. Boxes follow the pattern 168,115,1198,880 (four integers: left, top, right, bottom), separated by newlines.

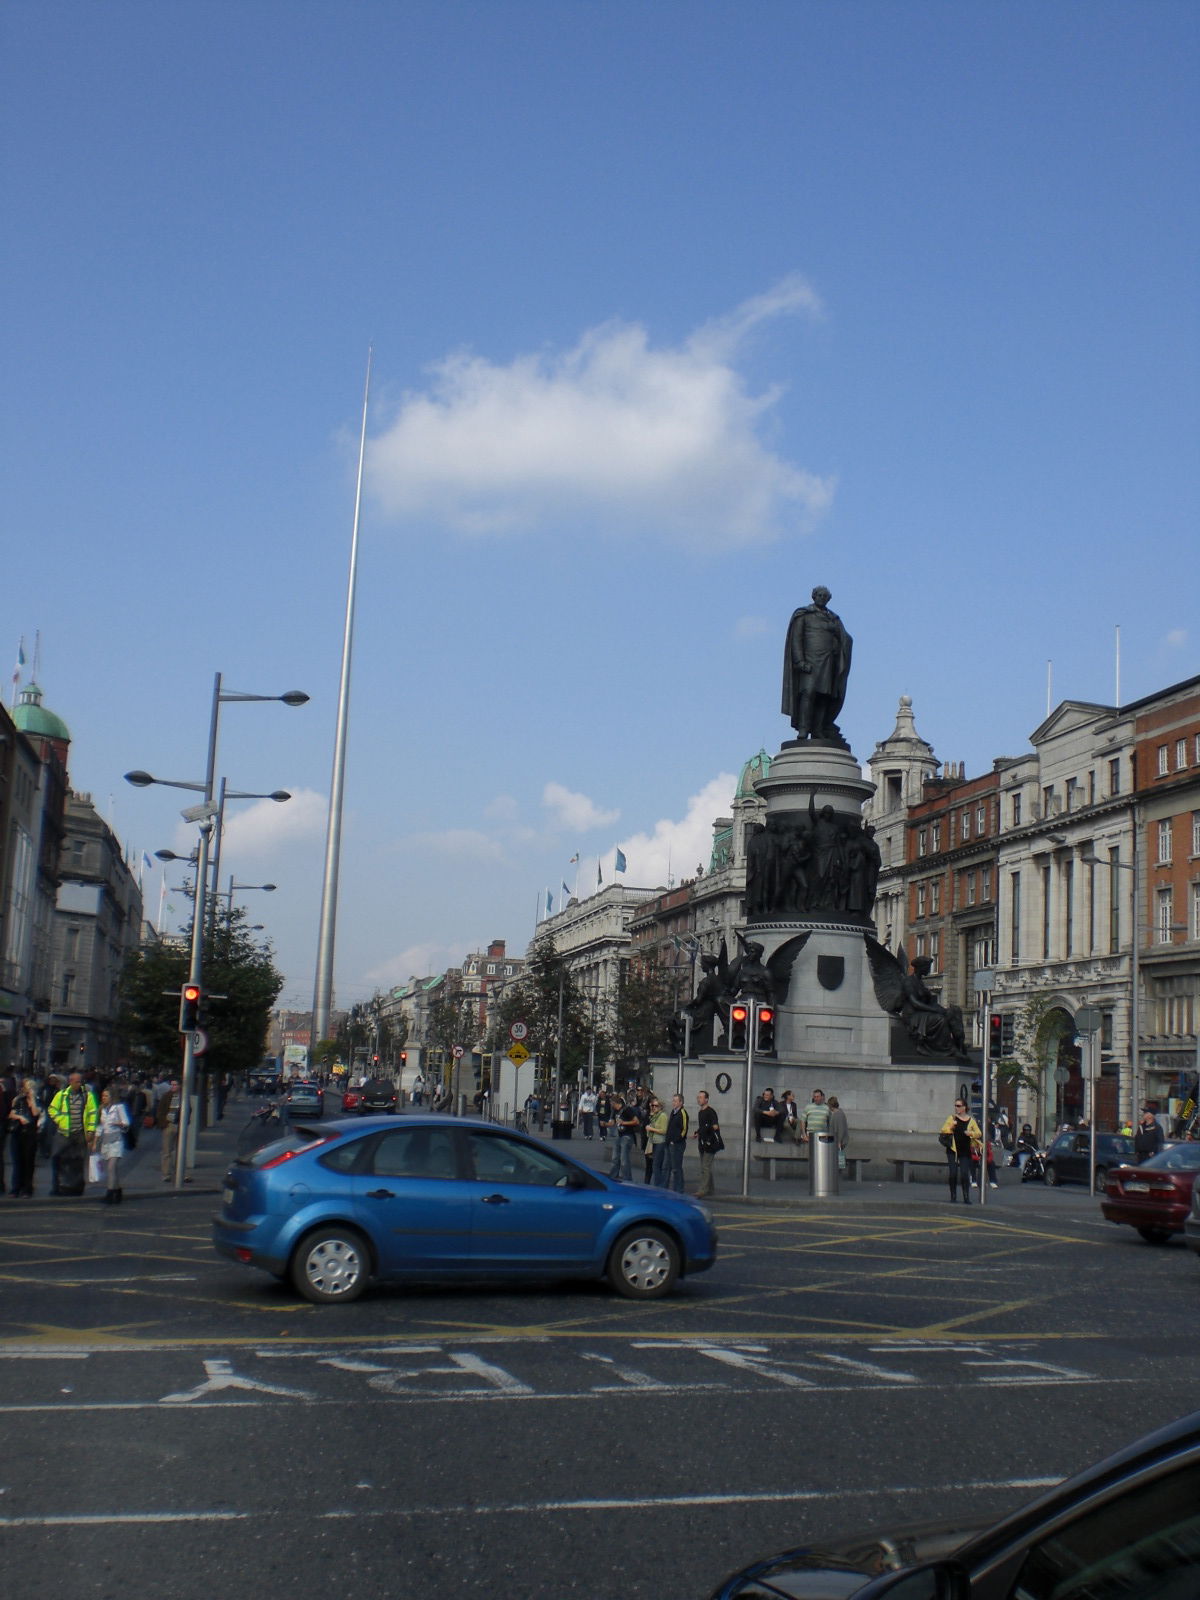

781,585,853,740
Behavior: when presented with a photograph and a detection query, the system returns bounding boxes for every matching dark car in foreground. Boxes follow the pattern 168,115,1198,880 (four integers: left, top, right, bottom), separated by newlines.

358,1077,398,1114
710,1408,1200,1598
1042,1130,1135,1188
1101,1142,1200,1242
283,1079,323,1117
212,1114,717,1305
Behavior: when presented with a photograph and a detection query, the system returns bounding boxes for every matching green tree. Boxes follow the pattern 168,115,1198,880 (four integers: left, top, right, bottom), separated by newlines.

120,907,283,1078
491,933,600,1081
996,993,1069,1126
611,955,677,1076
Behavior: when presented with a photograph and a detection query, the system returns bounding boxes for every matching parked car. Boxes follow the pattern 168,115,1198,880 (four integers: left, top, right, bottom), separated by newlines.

338,1087,361,1113
1042,1130,1135,1188
358,1078,398,1114
709,1407,1200,1598
284,1080,324,1118
212,1113,717,1305
1101,1142,1200,1242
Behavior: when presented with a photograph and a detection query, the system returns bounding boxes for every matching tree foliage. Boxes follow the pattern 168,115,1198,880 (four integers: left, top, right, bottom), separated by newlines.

119,908,283,1078
490,933,604,1081
610,955,677,1075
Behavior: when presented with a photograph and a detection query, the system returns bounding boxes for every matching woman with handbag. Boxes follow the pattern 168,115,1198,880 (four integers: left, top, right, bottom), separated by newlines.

7,1078,41,1196
939,1096,982,1204
95,1088,131,1205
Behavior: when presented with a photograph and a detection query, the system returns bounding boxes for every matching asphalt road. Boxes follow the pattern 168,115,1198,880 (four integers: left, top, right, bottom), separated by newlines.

1,1115,1198,1600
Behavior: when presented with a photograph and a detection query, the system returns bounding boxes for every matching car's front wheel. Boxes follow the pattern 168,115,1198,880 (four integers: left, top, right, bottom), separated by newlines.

291,1227,370,1304
608,1226,680,1299
1044,1163,1061,1187
1094,1166,1108,1190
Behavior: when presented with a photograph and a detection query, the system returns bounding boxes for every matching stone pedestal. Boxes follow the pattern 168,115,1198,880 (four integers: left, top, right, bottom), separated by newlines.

749,740,891,1066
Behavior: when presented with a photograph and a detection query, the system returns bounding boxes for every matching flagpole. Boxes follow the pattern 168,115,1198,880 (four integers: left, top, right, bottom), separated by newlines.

312,347,372,1049
156,876,166,935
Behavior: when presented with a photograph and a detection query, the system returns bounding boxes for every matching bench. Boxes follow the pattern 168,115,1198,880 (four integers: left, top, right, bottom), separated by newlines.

750,1146,872,1183
890,1156,949,1184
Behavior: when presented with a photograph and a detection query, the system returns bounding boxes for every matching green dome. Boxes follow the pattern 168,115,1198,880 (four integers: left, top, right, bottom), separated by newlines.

12,683,71,743
735,748,771,799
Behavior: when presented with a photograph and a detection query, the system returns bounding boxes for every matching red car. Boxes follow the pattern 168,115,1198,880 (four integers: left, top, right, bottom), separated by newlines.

339,1087,361,1112
1101,1142,1200,1243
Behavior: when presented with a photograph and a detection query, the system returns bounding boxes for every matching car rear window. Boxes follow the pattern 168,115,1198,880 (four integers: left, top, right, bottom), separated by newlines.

239,1127,336,1168
1142,1145,1200,1172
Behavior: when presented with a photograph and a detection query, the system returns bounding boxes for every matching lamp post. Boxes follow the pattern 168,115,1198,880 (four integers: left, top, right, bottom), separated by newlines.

1080,845,1141,1122
124,675,306,1187
225,878,276,918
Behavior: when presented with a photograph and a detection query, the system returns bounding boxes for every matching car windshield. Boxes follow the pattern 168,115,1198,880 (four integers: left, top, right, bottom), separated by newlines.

1140,1144,1200,1171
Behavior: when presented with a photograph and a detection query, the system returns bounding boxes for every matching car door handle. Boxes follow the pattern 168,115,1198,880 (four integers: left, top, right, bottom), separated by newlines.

365,1188,395,1199
480,1193,511,1205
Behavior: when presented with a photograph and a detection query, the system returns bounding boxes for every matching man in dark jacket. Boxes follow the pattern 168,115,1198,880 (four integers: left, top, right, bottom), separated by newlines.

1133,1108,1164,1163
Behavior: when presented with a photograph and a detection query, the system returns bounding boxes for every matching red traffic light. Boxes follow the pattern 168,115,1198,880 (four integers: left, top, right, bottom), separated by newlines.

757,1007,774,1025
182,984,201,1004
730,1003,749,1024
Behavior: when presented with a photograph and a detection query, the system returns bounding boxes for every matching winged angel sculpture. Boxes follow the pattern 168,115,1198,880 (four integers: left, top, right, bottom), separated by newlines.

864,937,968,1060
683,931,811,1052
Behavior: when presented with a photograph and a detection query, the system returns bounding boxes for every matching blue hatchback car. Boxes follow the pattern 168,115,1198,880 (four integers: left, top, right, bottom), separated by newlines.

212,1114,718,1305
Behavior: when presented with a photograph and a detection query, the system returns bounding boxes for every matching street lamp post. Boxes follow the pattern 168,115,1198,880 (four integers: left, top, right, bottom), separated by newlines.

125,675,306,1187
225,877,277,918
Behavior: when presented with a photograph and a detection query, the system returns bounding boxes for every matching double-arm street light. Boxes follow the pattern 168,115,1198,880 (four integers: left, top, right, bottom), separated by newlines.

125,674,307,1186
225,878,276,918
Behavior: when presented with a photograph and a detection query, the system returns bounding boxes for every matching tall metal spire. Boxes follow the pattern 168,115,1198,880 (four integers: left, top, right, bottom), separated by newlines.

312,348,372,1048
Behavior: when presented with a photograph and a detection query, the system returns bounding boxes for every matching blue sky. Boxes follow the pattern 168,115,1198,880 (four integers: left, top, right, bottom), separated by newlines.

3,1,1197,1012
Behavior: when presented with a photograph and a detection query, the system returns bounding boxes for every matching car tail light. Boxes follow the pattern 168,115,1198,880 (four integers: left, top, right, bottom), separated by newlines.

235,1248,253,1264
258,1134,337,1170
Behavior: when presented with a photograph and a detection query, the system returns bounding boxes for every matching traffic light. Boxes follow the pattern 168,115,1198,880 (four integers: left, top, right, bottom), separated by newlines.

178,983,202,1033
372,1054,380,1066
729,1002,750,1052
755,1003,776,1054
400,1051,407,1065
989,1013,1003,1059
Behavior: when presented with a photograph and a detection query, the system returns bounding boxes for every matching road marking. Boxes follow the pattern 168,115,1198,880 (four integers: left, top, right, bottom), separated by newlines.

160,1359,314,1403
0,1512,250,1527
579,1351,678,1390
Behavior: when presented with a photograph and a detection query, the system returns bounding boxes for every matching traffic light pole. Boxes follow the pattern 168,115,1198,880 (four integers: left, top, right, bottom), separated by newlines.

739,1006,756,1199
176,817,213,1188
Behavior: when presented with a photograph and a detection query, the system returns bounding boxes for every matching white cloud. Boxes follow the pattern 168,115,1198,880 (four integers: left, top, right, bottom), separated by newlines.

367,277,833,546
1164,628,1188,649
405,829,506,863
734,615,771,639
174,788,327,858
364,942,469,991
542,781,620,832
617,773,738,886
483,794,519,821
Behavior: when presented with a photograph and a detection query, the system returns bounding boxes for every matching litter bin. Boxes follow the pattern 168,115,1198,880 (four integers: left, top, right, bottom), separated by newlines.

809,1132,840,1196
551,1119,574,1141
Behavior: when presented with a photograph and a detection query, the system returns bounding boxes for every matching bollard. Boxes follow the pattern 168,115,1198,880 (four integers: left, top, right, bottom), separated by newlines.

809,1132,840,1197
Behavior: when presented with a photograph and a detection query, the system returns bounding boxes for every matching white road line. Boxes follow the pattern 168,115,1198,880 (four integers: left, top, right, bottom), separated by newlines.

0,1512,248,1528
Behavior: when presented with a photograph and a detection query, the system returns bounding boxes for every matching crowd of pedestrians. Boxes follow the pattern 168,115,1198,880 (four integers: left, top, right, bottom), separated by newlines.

0,1067,227,1202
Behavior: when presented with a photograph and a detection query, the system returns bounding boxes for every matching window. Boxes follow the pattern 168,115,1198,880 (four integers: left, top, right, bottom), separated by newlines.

931,820,941,852
1194,812,1200,857
1157,888,1174,943
1041,861,1052,959
370,1127,458,1180
1157,819,1173,863
1063,858,1074,955
929,931,940,972
930,880,941,914
976,803,987,835
916,884,927,918
1109,757,1121,796
1010,871,1021,961
60,973,75,1007
961,810,971,842
1157,744,1169,776
967,871,977,906
467,1130,577,1187
1012,1456,1200,1600
1088,770,1096,806
1042,786,1054,817
1011,792,1022,827
1064,779,1078,813
486,963,496,975
918,828,927,857
915,934,927,959
1176,739,1187,771
1193,882,1200,942
1195,733,1200,766
1109,847,1121,952
982,868,992,902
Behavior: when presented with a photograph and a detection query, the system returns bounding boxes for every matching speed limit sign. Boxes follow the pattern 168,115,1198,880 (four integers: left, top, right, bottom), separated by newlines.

509,1021,528,1042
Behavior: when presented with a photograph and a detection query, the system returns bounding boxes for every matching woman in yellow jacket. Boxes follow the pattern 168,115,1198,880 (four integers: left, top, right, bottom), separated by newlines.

645,1098,669,1187
940,1096,983,1204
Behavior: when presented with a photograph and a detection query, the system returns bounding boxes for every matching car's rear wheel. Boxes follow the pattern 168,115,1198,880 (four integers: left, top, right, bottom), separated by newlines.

1094,1166,1109,1189
1044,1163,1061,1187
290,1227,370,1304
608,1226,679,1299
1137,1226,1171,1245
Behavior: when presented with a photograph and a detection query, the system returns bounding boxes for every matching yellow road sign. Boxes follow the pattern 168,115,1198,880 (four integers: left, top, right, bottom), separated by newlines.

508,1043,530,1065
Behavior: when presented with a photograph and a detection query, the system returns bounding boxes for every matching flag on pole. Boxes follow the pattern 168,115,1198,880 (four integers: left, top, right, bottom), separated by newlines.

11,639,24,688
615,848,627,873
568,853,579,865
546,889,554,916
597,859,603,887
142,851,153,872
561,880,571,900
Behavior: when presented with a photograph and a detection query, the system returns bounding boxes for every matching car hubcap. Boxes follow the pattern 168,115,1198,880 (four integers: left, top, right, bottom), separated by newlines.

620,1235,670,1290
306,1239,361,1296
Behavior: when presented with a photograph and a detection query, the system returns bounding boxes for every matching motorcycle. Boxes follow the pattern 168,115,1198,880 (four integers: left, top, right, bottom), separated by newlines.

1019,1146,1046,1183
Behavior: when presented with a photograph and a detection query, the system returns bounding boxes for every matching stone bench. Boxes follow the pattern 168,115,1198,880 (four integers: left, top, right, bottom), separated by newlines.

750,1147,871,1183
890,1155,950,1184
